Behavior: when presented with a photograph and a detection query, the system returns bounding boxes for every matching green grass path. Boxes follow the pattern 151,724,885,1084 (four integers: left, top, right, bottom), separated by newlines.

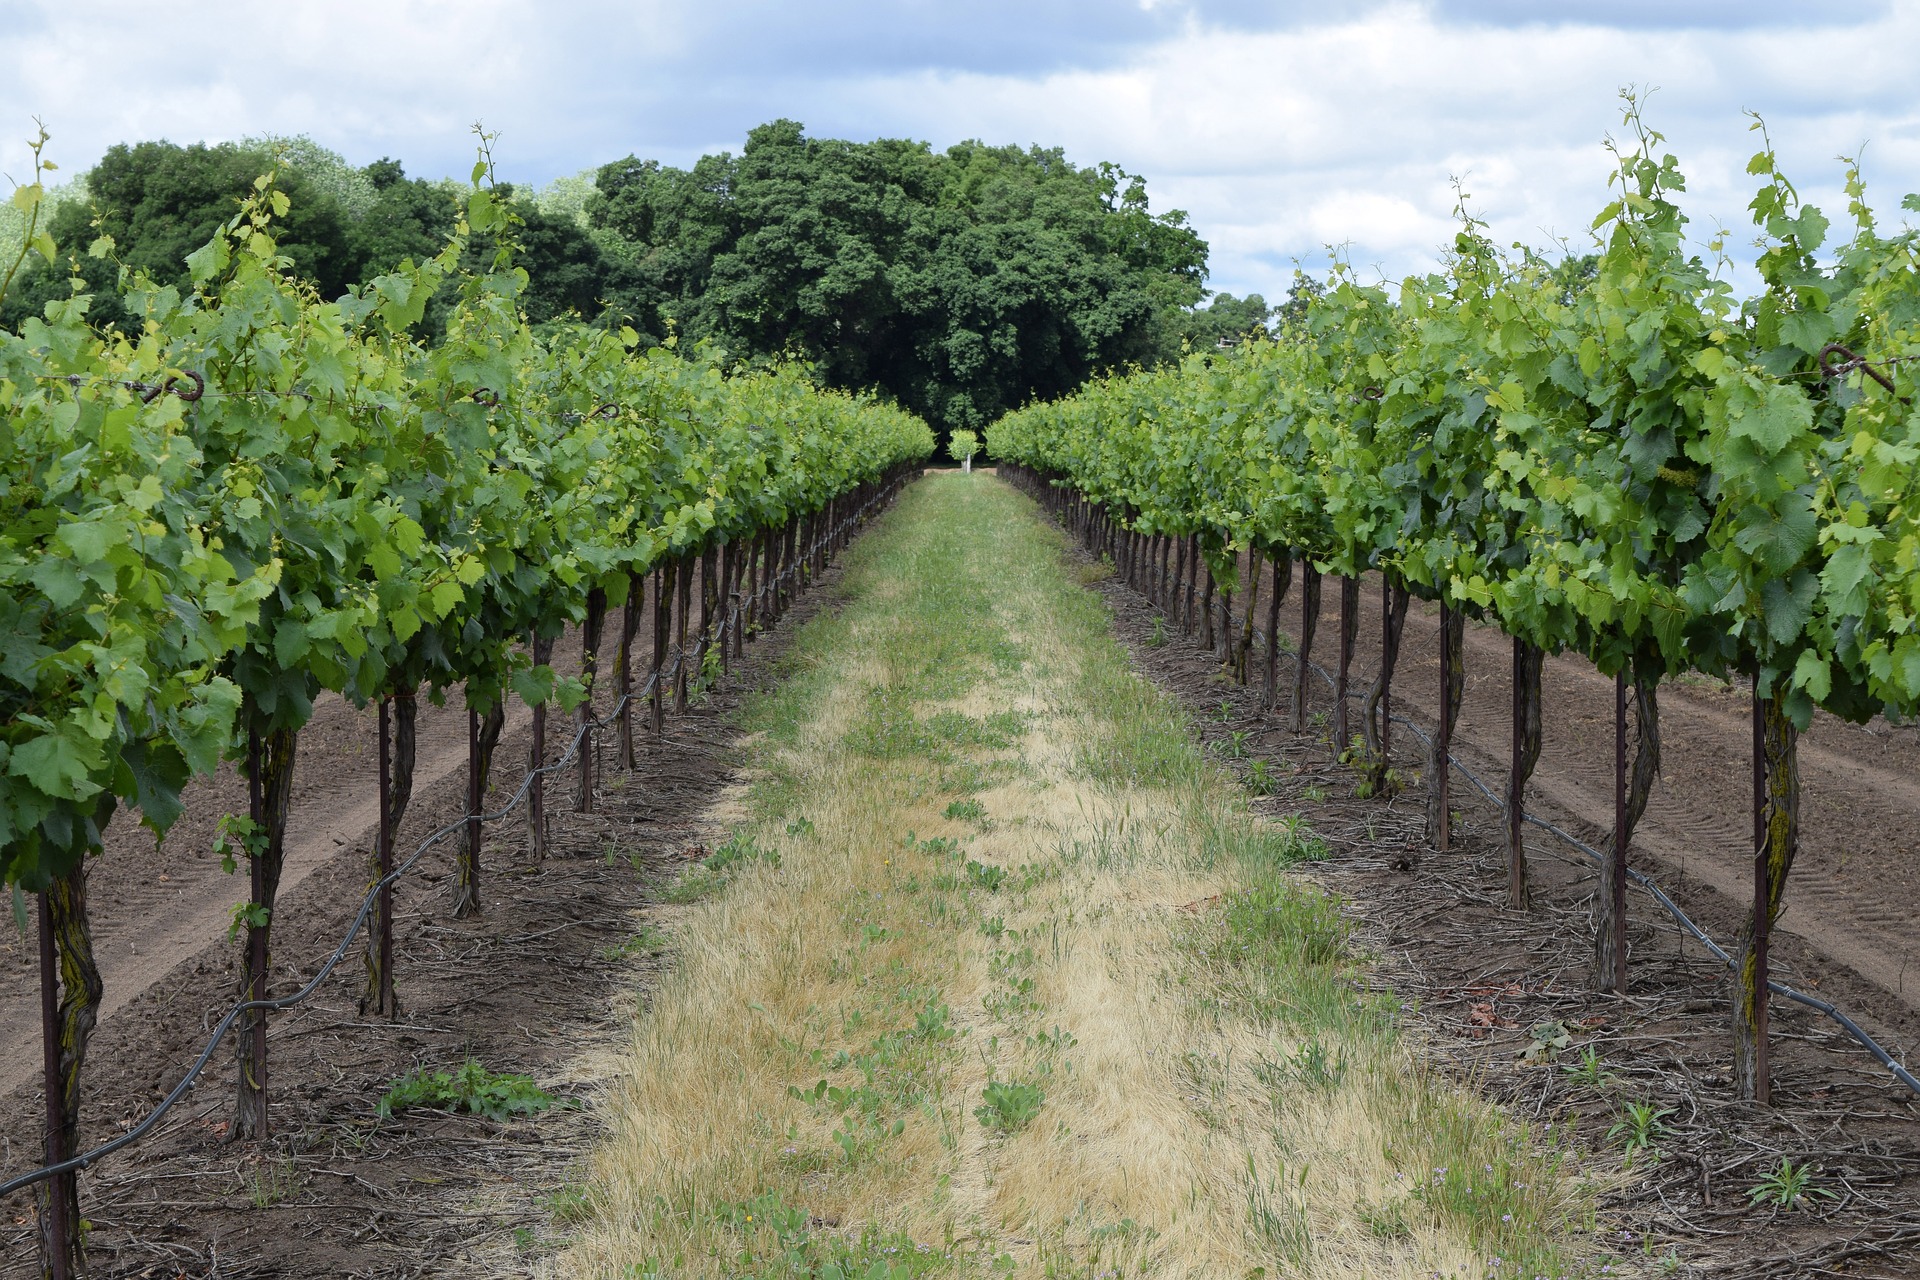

558,473,1603,1280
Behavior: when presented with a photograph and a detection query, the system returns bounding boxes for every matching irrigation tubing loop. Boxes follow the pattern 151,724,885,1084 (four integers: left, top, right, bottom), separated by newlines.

1,476,903,1201
1028,479,1919,1101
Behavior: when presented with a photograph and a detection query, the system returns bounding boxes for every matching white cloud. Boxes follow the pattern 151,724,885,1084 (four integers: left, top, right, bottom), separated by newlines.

2,0,1916,302
840,3,1920,294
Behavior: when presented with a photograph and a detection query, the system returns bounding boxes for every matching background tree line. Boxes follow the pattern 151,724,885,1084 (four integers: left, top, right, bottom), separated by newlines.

2,123,1290,434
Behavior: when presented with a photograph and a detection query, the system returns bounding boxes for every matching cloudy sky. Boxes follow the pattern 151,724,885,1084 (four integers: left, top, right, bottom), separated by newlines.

4,0,1917,301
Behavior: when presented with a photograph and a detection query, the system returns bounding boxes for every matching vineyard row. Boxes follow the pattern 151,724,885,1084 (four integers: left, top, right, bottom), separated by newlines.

3,144,934,1277
983,105,1920,1110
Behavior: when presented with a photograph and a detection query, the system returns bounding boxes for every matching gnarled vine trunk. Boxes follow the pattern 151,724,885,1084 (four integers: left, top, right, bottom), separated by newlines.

528,631,555,860
1594,669,1661,993
616,571,642,769
673,551,693,714
1291,566,1322,732
361,690,416,1019
1200,565,1217,653
577,586,608,813
696,547,718,680
1360,578,1410,795
1733,693,1796,1103
1506,638,1545,909
1175,537,1190,637
1263,550,1293,708
650,563,672,739
1424,604,1466,848
234,722,298,1140
1334,577,1359,758
1233,550,1264,684
37,861,101,1278
452,696,506,920
1169,534,1187,629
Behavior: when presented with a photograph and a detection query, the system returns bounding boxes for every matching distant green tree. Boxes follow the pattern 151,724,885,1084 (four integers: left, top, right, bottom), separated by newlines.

1275,271,1326,328
588,120,1208,434
347,158,457,280
948,428,980,471
481,187,611,326
1548,251,1600,304
0,140,356,332
6,124,1213,435
1181,292,1270,349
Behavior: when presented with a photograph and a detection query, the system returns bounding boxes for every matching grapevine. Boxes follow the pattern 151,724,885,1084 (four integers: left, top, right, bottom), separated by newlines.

1,140,931,1274
985,97,1920,1106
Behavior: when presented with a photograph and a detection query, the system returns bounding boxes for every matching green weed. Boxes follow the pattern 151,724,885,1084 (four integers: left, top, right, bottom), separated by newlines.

976,1078,1047,1134
1561,1045,1617,1090
1253,1037,1347,1092
1607,1100,1674,1163
379,1058,557,1122
600,925,669,962
1748,1156,1835,1211
965,860,1008,893
545,1184,597,1225
695,1191,952,1277
243,1154,298,1208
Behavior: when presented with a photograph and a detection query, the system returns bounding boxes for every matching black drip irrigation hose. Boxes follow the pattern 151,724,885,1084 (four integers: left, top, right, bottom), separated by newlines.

0,483,899,1200
1028,481,1920,1102
1377,705,1920,1098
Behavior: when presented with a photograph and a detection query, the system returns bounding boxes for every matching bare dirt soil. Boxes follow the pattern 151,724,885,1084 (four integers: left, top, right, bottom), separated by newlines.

1099,549,1920,1279
0,559,854,1278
